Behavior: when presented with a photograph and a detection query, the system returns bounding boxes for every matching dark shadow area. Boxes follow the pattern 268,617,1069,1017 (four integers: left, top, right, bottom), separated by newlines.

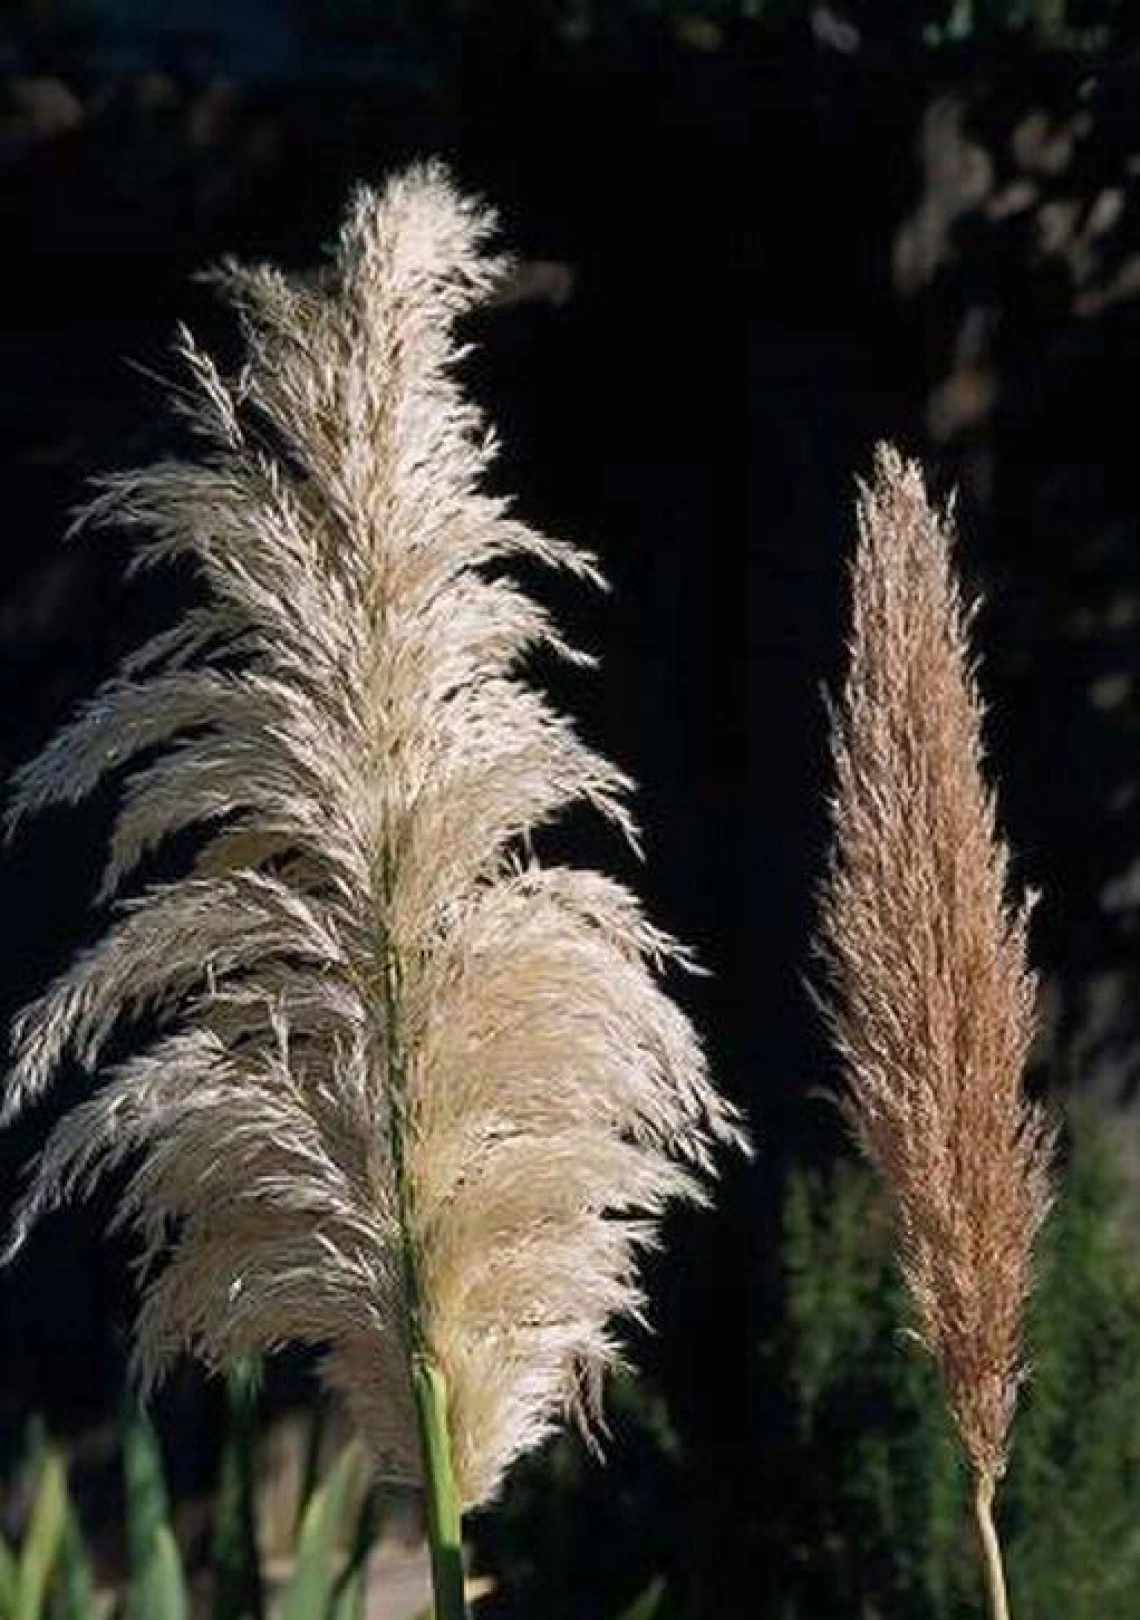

0,3,1137,1616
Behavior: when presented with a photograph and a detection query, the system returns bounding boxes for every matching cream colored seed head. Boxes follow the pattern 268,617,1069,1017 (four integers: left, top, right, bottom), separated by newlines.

3,165,746,1508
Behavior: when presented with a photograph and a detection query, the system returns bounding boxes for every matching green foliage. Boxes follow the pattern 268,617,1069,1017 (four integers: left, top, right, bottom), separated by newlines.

121,1400,190,1620
212,1361,266,1620
0,1379,389,1620
13,1441,67,1620
0,1535,17,1619
328,1460,383,1620
0,1430,80,1620
771,1127,1140,1618
1,1391,657,1619
612,1576,668,1619
277,1443,368,1620
47,1491,95,1620
6,1130,1138,1620
1001,1133,1140,1617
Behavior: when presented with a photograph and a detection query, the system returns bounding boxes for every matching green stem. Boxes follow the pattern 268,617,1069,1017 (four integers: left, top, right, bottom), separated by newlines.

413,1358,468,1620
377,851,467,1620
973,1472,1010,1620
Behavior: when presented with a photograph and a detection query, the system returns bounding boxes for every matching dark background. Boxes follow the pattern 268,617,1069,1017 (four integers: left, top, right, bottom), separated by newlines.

0,2,1138,1615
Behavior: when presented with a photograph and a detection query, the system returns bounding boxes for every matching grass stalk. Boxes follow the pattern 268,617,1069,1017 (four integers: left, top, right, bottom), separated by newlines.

413,1358,468,1620
973,1473,1010,1620
378,852,467,1620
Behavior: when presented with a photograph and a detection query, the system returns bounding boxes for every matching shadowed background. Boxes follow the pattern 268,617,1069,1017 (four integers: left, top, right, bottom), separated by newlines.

0,3,1138,1616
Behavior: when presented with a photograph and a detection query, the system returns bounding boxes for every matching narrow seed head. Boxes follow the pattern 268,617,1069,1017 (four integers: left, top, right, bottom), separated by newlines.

3,165,745,1507
817,443,1054,1484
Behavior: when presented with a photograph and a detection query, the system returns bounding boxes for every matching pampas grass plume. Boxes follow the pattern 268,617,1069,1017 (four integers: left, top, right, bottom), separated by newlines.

3,165,744,1512
817,445,1054,1615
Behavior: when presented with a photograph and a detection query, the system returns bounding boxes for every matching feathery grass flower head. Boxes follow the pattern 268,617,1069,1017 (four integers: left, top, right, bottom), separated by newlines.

3,165,745,1509
817,444,1053,1491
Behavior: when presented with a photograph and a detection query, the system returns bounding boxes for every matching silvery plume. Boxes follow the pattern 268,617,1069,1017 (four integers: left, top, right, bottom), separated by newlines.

3,165,744,1509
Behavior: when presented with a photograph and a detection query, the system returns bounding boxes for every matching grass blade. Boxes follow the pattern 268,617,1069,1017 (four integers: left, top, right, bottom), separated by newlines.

211,1360,265,1620
137,1526,189,1620
15,1448,66,1620
277,1444,363,1620
611,1577,667,1620
328,1477,383,1620
410,1574,496,1620
330,1568,367,1620
295,1404,328,1540
0,1532,17,1617
47,1487,96,1620
122,1402,188,1620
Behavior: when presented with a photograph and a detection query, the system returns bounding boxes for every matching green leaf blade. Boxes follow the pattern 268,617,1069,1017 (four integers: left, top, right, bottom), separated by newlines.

15,1450,66,1620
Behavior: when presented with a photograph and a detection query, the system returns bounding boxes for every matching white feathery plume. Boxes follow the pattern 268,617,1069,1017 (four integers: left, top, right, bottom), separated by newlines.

3,165,744,1510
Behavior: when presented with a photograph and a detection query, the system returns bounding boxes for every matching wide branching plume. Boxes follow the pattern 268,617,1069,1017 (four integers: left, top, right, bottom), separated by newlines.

816,446,1053,1504
3,165,742,1509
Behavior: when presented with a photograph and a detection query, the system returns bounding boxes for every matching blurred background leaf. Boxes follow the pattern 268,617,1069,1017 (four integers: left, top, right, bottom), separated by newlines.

760,1124,1140,1619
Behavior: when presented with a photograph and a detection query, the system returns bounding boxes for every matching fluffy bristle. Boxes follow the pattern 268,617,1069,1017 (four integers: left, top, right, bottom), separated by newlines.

4,163,745,1507
817,443,1053,1485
